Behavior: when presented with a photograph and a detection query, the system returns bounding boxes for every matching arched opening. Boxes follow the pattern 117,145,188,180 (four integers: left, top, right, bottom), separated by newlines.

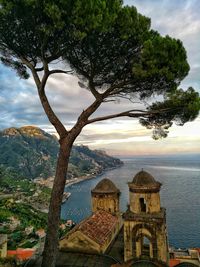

132,224,157,260
139,198,146,212
141,236,151,259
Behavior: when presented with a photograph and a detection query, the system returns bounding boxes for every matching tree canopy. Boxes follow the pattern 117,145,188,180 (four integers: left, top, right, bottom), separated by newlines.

0,0,199,139
0,1,200,266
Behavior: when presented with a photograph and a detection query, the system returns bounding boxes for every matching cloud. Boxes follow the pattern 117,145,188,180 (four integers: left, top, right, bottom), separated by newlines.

0,0,199,155
130,0,200,92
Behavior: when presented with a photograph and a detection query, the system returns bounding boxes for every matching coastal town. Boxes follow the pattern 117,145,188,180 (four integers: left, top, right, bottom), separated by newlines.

0,130,199,266
0,173,76,266
0,0,200,266
1,171,200,267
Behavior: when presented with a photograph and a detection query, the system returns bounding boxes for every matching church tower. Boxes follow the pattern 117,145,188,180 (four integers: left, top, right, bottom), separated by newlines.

91,178,120,215
123,170,169,265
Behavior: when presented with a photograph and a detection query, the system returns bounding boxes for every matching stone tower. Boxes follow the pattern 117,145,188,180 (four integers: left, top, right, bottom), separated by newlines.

91,178,120,215
123,170,169,265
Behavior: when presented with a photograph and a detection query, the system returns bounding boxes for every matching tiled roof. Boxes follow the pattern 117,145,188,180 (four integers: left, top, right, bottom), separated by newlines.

7,248,35,260
169,259,181,267
194,248,200,255
66,210,118,246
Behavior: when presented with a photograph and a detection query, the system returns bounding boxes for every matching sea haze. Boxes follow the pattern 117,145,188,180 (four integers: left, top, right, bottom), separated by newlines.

61,153,200,248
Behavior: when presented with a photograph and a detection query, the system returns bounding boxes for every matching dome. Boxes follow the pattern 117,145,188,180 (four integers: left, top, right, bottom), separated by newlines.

91,178,120,194
129,170,161,193
132,170,157,186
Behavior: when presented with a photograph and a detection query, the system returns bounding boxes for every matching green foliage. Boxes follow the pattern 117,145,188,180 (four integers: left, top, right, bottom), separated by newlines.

0,0,199,140
0,208,13,222
20,240,38,248
133,34,190,97
0,257,16,266
140,87,200,139
0,200,47,228
0,0,122,76
0,127,122,179
0,127,58,179
62,6,189,99
59,226,71,238
9,203,48,228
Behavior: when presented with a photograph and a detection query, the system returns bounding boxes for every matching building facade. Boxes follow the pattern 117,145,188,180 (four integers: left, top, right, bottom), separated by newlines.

60,178,122,254
0,234,7,258
123,170,169,265
91,178,120,215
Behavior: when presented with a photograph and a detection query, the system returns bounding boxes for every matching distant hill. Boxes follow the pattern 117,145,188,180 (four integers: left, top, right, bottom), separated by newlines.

0,126,123,179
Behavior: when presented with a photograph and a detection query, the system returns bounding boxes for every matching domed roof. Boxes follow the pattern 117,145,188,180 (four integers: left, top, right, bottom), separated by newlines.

129,170,161,192
132,170,157,186
91,178,120,194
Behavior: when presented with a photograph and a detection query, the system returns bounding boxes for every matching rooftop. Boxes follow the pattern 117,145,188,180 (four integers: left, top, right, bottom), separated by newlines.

7,248,35,261
62,210,118,246
169,259,181,267
91,178,120,194
132,170,157,185
128,170,161,192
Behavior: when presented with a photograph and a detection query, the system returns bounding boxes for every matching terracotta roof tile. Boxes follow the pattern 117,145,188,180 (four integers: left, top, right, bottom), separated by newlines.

66,210,118,246
7,248,35,260
169,259,181,267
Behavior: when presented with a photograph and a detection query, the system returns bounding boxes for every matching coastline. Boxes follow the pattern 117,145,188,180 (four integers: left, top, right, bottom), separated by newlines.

65,164,123,189
65,174,96,188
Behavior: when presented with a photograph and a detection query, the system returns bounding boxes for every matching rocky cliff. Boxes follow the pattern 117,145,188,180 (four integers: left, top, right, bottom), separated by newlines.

0,126,123,179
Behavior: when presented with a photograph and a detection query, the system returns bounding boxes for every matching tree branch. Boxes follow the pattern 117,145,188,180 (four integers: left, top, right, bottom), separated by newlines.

87,109,148,124
101,80,131,98
88,79,101,99
21,57,68,138
35,66,44,72
49,69,73,75
20,57,41,85
86,107,179,125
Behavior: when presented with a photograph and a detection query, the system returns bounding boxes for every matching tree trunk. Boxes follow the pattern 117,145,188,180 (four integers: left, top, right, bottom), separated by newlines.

41,138,73,267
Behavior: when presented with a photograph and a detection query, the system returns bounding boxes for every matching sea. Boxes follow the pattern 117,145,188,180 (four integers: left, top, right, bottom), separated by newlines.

61,153,200,249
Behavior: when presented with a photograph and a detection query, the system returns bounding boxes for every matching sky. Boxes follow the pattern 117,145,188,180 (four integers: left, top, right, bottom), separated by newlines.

0,0,200,156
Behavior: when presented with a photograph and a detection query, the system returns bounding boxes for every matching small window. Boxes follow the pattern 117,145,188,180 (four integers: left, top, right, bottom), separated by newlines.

139,198,146,212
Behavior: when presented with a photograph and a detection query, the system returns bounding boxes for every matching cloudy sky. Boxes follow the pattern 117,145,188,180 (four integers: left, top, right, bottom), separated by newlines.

0,0,200,156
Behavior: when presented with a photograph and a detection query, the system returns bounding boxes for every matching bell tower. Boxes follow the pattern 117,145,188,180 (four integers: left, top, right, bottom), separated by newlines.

123,170,169,265
91,178,120,216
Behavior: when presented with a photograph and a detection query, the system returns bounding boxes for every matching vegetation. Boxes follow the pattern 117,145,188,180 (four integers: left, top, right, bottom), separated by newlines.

0,258,16,267
0,193,48,226
0,127,122,179
0,1,199,266
0,167,53,250
0,200,47,249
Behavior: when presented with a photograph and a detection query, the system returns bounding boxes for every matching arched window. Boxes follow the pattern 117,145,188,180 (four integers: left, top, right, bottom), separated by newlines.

139,198,146,212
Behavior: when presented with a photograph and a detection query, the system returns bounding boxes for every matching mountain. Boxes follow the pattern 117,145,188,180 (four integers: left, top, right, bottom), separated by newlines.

0,126,123,179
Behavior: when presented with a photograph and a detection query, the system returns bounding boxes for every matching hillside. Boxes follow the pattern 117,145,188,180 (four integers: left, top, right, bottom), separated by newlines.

0,126,123,179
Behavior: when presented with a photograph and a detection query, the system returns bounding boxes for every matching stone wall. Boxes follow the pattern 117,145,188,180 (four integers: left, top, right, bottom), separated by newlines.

91,193,120,215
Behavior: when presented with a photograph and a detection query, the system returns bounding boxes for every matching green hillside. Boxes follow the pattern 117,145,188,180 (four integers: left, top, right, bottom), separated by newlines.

0,126,123,179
